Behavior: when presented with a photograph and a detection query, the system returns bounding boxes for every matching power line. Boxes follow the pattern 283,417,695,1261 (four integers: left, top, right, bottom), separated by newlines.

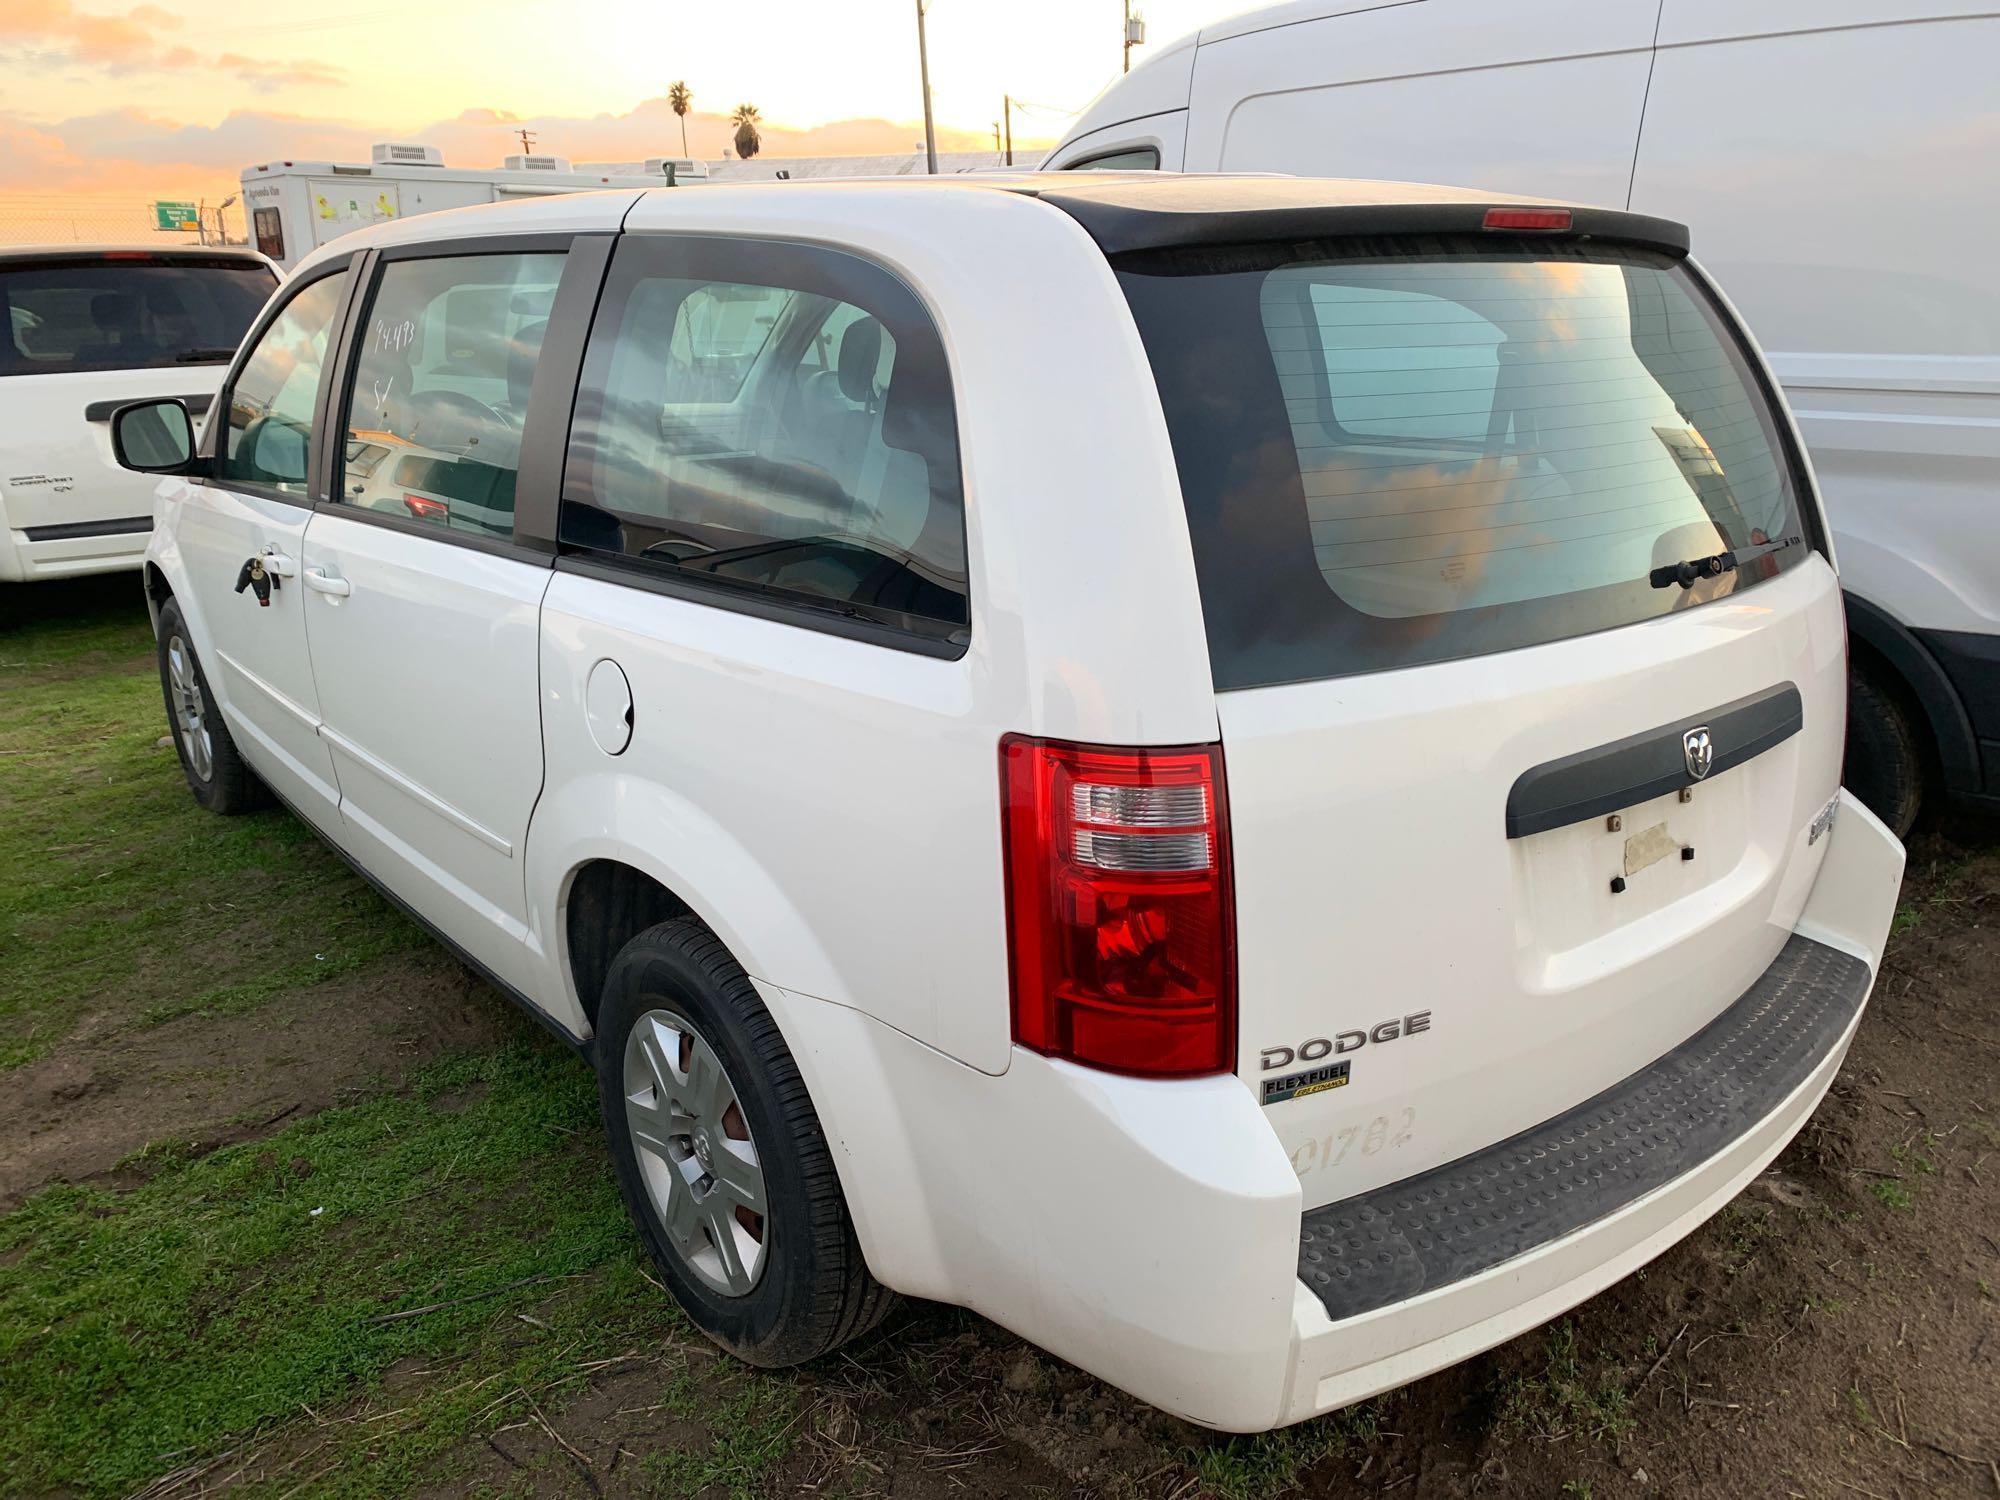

1004,96,1086,118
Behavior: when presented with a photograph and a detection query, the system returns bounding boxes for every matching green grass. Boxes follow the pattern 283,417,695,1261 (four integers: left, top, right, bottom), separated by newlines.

0,590,425,1069
1870,1179,1914,1212
1187,1402,1382,1497
0,588,806,1496
0,1042,802,1496
1495,1321,1635,1447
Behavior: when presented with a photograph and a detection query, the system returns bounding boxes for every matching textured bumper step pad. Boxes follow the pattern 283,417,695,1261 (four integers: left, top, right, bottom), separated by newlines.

1298,935,1871,1321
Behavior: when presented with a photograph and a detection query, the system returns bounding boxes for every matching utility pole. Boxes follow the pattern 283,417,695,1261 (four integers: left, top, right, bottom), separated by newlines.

1003,95,1013,166
993,122,1001,154
1124,1,1145,72
915,0,938,175
516,127,537,153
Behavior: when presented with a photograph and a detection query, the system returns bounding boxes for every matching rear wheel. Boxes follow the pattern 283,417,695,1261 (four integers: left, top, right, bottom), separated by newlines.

595,918,892,1366
155,597,266,814
1844,660,1923,838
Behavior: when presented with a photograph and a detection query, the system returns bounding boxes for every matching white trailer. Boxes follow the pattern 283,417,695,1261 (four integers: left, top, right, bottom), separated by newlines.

240,143,705,272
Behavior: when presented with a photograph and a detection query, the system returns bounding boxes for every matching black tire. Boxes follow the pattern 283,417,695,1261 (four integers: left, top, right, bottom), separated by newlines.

1844,660,1923,839
595,918,892,1366
155,597,268,815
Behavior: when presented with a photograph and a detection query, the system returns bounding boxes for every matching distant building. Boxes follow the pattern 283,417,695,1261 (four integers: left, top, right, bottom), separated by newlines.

586,151,1019,182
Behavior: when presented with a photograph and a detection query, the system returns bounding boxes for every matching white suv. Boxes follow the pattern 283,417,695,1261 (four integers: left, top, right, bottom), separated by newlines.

1,244,276,583
113,177,1904,1432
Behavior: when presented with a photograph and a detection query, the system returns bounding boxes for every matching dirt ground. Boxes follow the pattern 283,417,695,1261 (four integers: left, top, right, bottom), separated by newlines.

3,577,1996,1499
412,826,2000,1500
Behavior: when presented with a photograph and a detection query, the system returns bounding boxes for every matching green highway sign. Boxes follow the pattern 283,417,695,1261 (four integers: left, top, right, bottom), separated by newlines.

153,201,199,231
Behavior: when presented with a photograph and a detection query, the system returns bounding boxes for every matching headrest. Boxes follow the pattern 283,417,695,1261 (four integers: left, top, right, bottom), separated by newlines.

836,316,882,405
509,320,547,411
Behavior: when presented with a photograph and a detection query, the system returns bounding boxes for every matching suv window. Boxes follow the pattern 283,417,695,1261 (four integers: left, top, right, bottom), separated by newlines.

216,273,347,496
562,236,969,646
1116,238,1812,687
336,253,565,538
0,255,274,377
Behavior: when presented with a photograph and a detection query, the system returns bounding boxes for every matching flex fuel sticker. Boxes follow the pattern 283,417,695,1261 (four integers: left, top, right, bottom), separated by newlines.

1261,1059,1350,1106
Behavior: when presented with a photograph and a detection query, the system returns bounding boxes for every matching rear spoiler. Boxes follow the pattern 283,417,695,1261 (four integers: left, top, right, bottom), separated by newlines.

1034,187,1690,260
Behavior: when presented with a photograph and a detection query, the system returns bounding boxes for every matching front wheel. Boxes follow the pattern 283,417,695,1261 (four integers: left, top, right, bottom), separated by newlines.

595,918,893,1366
155,597,267,815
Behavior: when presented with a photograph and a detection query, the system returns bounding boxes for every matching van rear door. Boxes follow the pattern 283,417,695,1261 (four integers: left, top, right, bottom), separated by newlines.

1113,222,1846,1211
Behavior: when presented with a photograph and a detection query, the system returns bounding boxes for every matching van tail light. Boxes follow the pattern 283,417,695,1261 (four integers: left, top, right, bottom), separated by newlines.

1000,735,1235,1077
1483,206,1572,232
403,493,446,522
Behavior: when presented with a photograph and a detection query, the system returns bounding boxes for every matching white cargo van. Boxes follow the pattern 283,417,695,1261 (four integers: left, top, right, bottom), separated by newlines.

241,143,702,274
1044,0,2000,834
1,245,277,583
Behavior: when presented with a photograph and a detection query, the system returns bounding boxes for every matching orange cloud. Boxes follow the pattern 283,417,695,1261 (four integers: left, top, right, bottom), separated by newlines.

0,1,342,89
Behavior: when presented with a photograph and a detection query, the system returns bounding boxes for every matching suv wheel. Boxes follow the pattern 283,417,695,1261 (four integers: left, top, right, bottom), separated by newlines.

1844,660,1924,839
155,597,267,814
595,918,893,1365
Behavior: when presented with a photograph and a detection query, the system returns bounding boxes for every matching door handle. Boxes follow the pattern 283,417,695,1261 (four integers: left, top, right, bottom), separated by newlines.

259,546,297,578
303,566,352,598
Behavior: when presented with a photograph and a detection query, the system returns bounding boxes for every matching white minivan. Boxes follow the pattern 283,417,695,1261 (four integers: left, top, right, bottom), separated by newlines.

1,245,277,583
111,177,1902,1432
1044,0,2000,836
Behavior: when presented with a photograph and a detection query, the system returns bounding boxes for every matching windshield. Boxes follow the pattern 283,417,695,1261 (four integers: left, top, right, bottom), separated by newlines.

1116,238,1815,688
0,257,275,378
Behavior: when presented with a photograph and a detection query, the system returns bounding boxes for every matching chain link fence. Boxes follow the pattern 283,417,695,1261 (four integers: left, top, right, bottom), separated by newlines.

0,197,245,250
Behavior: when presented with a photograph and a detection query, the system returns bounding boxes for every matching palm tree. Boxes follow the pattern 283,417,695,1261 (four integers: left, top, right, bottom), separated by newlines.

731,103,761,161
668,80,692,157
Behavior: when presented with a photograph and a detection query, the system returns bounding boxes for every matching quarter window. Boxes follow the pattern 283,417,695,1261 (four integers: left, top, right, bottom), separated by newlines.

562,237,969,645
335,252,565,537
217,272,346,495
1065,146,1161,171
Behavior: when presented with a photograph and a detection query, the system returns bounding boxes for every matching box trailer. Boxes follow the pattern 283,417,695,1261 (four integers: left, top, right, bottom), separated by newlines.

240,142,705,272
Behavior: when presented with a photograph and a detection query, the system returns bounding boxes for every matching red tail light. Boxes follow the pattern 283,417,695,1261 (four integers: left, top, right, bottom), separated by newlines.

1482,206,1573,232
403,493,447,522
1000,735,1235,1077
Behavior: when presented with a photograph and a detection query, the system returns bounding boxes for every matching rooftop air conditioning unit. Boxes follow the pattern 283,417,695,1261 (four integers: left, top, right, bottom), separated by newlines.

372,142,444,167
643,157,708,181
503,154,572,172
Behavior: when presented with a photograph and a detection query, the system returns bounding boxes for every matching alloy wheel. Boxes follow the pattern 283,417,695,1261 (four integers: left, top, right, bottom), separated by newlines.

623,1008,769,1296
166,634,213,782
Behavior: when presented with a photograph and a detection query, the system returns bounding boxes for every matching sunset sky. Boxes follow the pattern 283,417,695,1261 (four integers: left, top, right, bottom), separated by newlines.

1,0,1236,218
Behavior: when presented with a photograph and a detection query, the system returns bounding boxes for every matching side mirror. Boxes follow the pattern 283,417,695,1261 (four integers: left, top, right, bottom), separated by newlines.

110,399,197,475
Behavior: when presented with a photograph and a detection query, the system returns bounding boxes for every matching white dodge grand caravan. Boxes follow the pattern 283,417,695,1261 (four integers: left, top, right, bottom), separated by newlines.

113,176,1904,1432
1,245,277,583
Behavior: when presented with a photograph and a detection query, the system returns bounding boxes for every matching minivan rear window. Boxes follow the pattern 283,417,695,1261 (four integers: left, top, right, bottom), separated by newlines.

0,256,275,377
1116,238,1813,688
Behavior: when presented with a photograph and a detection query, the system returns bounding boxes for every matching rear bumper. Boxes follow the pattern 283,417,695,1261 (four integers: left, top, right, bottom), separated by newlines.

1282,937,1869,1424
769,790,1903,1433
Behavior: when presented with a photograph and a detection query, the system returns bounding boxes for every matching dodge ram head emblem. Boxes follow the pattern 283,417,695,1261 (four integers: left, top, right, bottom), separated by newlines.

1682,725,1715,781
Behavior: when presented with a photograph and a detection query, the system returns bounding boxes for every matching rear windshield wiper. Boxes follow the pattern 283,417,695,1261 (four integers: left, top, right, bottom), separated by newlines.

173,347,239,364
1650,534,1803,590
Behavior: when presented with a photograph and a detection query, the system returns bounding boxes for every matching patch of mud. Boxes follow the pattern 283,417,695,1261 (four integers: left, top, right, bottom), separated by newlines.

0,950,523,1208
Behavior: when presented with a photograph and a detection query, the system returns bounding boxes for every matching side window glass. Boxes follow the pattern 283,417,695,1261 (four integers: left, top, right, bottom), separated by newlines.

1065,146,1160,170
337,252,564,538
562,238,968,645
217,273,346,494
663,283,792,403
